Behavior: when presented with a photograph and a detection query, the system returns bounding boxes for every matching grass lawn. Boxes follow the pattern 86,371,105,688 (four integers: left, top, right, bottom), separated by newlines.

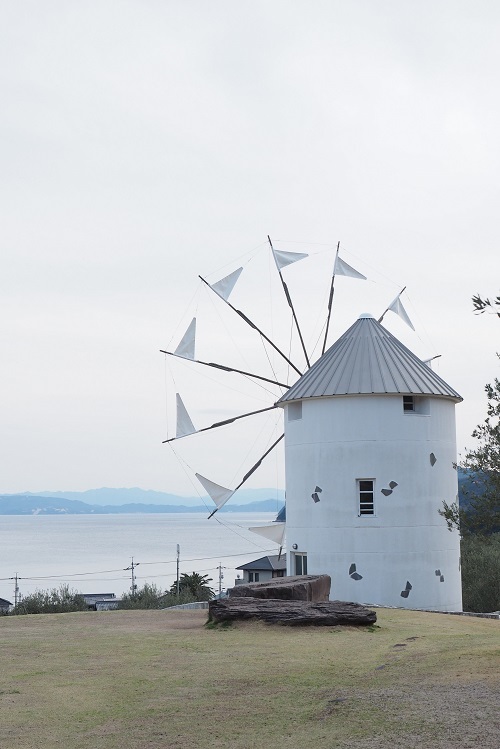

0,607,498,749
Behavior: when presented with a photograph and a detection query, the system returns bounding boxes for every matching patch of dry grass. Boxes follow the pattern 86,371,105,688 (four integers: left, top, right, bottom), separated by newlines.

0,608,498,749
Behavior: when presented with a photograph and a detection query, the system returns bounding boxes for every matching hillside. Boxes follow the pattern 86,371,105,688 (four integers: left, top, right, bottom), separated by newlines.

0,607,498,749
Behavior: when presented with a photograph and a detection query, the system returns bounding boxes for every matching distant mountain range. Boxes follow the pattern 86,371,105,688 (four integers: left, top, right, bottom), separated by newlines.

0,470,477,516
0,487,285,516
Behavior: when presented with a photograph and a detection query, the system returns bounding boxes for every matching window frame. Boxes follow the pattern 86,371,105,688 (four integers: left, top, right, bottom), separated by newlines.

357,478,375,516
403,395,415,412
403,395,431,416
293,553,308,576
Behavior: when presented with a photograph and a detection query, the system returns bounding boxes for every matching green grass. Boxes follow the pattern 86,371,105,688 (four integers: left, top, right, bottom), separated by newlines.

0,608,498,749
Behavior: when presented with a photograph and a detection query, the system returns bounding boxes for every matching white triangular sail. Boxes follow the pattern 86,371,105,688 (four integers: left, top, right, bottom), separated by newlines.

272,248,308,271
175,393,196,438
195,473,234,510
174,318,196,359
387,294,415,330
248,522,286,546
210,267,243,301
334,255,366,280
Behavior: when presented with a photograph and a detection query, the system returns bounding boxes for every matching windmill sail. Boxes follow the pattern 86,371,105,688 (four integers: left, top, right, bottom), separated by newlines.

323,245,366,355
386,294,414,330
248,522,286,546
174,318,196,359
175,394,195,438
209,267,243,301
334,255,366,280
195,473,234,510
272,248,308,271
163,405,278,444
269,237,310,367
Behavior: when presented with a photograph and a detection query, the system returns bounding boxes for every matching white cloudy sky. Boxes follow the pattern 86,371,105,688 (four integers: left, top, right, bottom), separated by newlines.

1,0,498,497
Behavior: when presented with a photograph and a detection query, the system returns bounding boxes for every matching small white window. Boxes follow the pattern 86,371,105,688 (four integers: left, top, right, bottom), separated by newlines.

293,553,308,575
288,402,302,421
358,479,375,516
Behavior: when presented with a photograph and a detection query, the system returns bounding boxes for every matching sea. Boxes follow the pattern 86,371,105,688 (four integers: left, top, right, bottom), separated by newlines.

0,512,278,603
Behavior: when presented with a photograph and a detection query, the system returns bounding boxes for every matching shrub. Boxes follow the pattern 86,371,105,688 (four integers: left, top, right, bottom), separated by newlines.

12,585,87,615
118,583,196,610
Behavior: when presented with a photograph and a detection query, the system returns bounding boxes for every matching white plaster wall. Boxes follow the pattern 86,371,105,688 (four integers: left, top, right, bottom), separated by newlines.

283,394,462,611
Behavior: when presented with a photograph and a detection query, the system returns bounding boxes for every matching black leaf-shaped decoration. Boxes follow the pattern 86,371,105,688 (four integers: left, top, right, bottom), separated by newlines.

389,481,398,489
381,488,392,496
430,453,437,466
311,492,320,503
348,562,362,580
400,581,412,598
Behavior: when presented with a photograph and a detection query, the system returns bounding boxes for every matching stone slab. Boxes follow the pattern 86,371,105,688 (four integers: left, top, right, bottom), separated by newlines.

229,574,331,602
209,597,377,626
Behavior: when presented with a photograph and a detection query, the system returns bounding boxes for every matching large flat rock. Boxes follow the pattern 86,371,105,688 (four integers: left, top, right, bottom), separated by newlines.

209,597,376,626
229,574,331,602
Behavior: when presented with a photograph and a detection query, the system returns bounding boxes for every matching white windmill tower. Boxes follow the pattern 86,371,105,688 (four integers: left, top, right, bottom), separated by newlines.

163,241,463,611
276,313,463,611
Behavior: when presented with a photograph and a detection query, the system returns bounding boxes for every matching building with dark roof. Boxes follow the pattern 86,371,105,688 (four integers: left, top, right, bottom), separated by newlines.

234,554,287,586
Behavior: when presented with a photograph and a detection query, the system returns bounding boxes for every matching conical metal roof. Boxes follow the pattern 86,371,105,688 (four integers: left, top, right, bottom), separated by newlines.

278,314,462,403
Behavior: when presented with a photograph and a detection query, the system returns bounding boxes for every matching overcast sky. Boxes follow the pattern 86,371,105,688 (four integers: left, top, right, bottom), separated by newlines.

1,1,498,497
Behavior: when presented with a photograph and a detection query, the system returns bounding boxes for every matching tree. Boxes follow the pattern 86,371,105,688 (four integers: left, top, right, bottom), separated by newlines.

460,534,500,612
472,293,500,317
440,374,500,537
170,572,214,601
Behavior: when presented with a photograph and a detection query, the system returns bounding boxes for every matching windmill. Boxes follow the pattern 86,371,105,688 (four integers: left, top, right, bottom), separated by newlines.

161,240,463,610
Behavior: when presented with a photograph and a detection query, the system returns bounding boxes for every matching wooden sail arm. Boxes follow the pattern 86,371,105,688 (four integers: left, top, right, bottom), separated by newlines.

267,235,311,369
199,275,303,377
160,349,291,389
207,433,285,518
162,405,278,444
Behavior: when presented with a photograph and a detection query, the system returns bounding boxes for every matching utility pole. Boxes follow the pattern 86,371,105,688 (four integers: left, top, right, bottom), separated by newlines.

124,557,139,596
8,574,21,611
176,544,180,596
14,573,19,608
217,563,225,596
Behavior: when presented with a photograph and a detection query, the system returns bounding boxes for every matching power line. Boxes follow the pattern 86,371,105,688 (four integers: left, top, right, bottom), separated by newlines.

0,548,278,583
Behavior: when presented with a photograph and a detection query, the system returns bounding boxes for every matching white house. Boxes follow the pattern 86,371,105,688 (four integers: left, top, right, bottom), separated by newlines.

276,313,463,611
